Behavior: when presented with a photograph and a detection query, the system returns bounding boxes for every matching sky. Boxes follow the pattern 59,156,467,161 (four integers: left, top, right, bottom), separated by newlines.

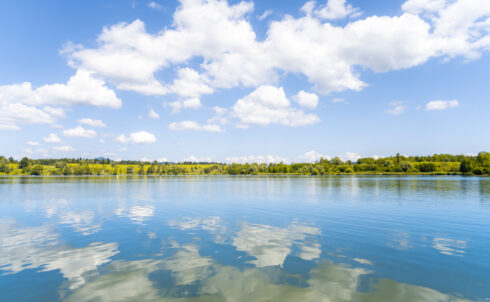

1,0,489,163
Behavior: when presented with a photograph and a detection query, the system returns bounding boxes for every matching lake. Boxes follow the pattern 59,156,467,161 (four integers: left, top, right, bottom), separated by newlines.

0,176,489,301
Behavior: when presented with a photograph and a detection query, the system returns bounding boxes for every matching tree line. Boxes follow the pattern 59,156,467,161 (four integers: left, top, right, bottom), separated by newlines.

0,152,489,176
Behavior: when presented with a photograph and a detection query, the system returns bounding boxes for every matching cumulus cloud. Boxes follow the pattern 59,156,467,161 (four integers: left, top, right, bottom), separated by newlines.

301,0,361,20
385,101,407,115
402,0,447,14
116,131,157,144
225,155,289,164
168,68,213,98
27,141,39,146
63,126,97,138
0,70,121,108
43,133,62,143
0,103,56,130
232,86,320,128
168,121,223,132
183,155,213,162
0,70,120,130
207,106,230,125
60,0,490,101
168,97,202,114
425,99,459,110
340,152,361,162
78,118,106,127
294,91,319,109
299,150,331,163
3,0,490,132
147,109,159,119
43,106,65,118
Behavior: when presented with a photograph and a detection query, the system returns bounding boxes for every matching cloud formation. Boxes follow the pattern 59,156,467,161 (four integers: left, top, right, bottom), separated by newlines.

168,120,223,132
63,126,97,138
232,86,320,128
2,0,489,132
425,99,459,110
78,118,106,127
116,131,157,144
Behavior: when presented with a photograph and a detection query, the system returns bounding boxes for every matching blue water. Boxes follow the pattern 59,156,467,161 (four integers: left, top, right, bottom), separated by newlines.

0,176,489,301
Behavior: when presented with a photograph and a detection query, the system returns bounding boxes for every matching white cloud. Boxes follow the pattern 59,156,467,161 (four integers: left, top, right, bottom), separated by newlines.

147,109,159,119
301,0,361,20
147,1,163,10
183,155,213,162
385,101,407,115
299,150,331,163
232,86,320,128
0,70,120,131
116,131,157,144
0,103,56,130
168,97,202,114
43,133,62,143
53,145,76,152
207,106,229,125
2,0,490,133
22,147,49,156
340,152,361,162
425,99,459,110
402,0,447,14
158,157,168,162
294,90,319,109
225,155,290,164
63,126,97,138
78,118,106,127
168,120,223,132
258,10,272,21
168,68,213,98
27,141,39,146
43,106,65,118
0,70,121,108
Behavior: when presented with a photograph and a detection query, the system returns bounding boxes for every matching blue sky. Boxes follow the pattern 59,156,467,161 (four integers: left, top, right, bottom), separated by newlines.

1,0,489,163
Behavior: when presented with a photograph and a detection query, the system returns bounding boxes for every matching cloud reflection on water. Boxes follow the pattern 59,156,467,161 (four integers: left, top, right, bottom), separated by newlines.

432,237,467,256
63,245,468,302
233,222,321,267
0,220,118,289
115,205,155,224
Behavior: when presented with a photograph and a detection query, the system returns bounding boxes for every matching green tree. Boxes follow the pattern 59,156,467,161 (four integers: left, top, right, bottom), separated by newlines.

0,162,9,173
19,157,29,169
63,166,72,175
147,165,156,174
460,158,474,173
30,165,44,175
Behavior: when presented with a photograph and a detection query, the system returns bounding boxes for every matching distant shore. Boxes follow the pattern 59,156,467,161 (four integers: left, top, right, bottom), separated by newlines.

1,152,488,176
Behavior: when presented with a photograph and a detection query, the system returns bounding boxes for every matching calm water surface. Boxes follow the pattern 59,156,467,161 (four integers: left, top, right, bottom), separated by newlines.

0,176,489,301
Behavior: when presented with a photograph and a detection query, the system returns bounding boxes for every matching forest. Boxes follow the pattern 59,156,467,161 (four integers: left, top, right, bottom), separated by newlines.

0,152,489,176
